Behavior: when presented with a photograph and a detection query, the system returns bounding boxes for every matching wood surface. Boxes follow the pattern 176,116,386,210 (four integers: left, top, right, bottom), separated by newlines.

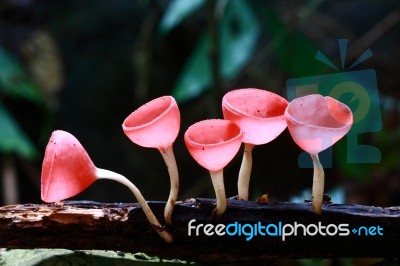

0,199,398,264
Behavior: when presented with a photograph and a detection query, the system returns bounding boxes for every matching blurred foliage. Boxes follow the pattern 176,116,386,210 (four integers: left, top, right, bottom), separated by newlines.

0,0,399,211
0,47,42,159
0,47,42,104
167,0,260,102
0,105,36,159
0,0,399,264
159,0,205,34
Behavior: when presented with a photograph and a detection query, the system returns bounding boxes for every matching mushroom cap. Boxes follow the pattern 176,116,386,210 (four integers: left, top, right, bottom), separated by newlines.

222,88,288,145
284,94,353,155
41,130,97,202
184,119,243,172
122,96,180,149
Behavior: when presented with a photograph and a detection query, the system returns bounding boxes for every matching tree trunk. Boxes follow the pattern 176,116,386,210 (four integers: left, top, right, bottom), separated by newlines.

0,199,399,264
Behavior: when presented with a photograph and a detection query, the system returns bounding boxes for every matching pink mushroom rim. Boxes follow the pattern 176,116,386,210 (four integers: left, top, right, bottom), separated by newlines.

222,88,288,200
284,94,352,215
222,88,288,145
41,130,174,242
284,94,353,155
122,95,181,225
184,119,243,216
184,119,243,172
41,130,97,203
122,95,180,149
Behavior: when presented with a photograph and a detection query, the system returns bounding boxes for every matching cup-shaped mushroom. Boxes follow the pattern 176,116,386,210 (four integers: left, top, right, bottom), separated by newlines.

222,88,288,145
184,119,243,172
122,95,181,225
222,88,288,200
41,130,173,242
284,94,353,155
122,96,180,149
184,119,243,216
41,130,97,203
284,94,353,214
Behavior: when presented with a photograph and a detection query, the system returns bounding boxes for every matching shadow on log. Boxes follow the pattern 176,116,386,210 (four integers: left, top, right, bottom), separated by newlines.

0,199,399,264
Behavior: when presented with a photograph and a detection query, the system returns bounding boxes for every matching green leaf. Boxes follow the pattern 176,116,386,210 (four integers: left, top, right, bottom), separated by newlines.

172,0,260,102
159,0,205,34
0,47,42,104
0,105,37,159
257,4,327,77
220,0,260,78
172,33,212,102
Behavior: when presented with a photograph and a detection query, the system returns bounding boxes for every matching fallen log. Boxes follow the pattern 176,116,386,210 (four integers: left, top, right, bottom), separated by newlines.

0,199,399,264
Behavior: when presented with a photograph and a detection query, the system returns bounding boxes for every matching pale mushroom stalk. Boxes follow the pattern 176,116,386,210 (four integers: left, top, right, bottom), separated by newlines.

159,146,179,225
310,154,324,215
284,95,353,215
210,170,227,217
96,168,173,243
237,143,255,200
122,95,181,225
184,119,243,217
222,89,289,201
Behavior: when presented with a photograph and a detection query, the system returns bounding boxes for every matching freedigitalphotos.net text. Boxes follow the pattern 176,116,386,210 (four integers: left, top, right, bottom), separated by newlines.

187,219,383,241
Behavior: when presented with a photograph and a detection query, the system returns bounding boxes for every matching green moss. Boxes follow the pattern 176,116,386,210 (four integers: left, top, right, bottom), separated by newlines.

0,249,194,266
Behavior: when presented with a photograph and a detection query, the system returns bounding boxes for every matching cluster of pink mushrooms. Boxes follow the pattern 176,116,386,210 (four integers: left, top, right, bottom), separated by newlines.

41,89,353,243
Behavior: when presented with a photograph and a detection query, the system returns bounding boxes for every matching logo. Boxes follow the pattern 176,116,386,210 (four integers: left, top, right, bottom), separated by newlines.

188,219,384,241
286,39,382,168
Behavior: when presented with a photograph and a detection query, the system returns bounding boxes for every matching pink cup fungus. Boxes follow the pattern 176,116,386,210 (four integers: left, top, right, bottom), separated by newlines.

184,119,243,216
284,94,353,214
122,96,180,225
41,130,173,243
222,88,288,200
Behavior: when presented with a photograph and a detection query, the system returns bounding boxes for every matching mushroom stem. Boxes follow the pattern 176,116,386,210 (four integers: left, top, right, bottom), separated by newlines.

310,153,324,215
96,168,173,243
159,146,179,225
237,143,255,200
210,170,227,217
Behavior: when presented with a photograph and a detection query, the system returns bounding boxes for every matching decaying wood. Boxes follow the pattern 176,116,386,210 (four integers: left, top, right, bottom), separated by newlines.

0,199,399,264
